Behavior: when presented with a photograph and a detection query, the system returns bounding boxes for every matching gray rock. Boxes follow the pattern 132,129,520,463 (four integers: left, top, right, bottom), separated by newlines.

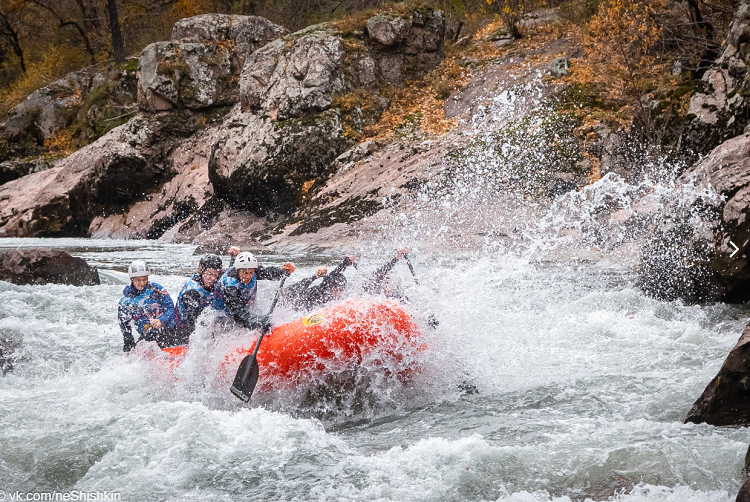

545,172,576,198
239,29,347,120
0,112,202,237
0,159,52,186
636,223,719,303
172,14,286,61
678,132,750,301
209,106,348,212
0,248,99,286
634,131,750,303
365,9,445,85
548,56,568,77
2,73,86,143
138,14,286,113
1,62,138,150
739,477,750,502
685,321,750,426
367,15,410,47
682,0,750,155
137,41,240,111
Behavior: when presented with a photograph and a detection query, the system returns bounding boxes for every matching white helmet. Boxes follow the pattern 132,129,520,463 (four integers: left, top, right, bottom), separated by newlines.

234,252,258,269
128,260,150,278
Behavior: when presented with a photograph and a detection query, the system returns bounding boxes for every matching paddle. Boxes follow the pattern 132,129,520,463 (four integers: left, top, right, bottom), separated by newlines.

404,254,419,285
230,272,289,402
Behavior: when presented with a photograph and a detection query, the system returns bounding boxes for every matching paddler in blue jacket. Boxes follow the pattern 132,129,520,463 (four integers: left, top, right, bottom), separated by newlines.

118,260,177,352
214,251,295,330
173,253,224,344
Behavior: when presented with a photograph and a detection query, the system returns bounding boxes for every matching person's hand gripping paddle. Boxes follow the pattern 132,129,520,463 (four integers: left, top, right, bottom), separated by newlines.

230,272,290,402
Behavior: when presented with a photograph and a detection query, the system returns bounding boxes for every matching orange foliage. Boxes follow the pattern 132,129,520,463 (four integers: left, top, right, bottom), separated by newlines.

583,0,666,100
170,0,215,20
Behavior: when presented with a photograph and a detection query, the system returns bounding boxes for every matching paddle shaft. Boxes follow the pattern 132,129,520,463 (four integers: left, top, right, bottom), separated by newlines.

235,273,289,386
404,255,419,285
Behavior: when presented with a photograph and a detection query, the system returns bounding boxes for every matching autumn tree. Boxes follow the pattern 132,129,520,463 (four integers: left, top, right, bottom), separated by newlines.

28,0,97,64
106,0,124,62
0,1,26,73
486,0,524,38
586,0,665,141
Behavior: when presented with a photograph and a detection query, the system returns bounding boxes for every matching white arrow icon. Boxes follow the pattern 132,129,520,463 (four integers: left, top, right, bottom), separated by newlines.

730,240,740,258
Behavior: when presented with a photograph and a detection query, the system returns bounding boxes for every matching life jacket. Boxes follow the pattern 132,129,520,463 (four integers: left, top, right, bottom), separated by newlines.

175,274,215,327
213,267,257,315
118,282,176,336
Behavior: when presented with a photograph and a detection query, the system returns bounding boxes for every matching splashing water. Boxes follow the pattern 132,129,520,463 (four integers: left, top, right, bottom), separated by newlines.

0,66,744,500
0,236,746,501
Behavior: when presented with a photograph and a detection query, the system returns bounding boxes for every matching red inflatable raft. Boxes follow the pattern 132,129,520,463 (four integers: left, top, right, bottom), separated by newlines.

158,299,425,389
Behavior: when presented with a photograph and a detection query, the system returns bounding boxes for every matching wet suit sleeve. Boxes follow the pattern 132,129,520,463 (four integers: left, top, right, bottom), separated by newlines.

118,302,134,342
329,257,353,278
154,289,176,330
364,257,399,294
255,265,286,281
223,286,267,329
283,275,318,310
180,289,203,329
118,302,137,352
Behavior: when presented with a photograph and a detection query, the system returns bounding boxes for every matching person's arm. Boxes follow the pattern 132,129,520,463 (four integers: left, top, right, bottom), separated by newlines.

222,286,268,329
255,265,286,281
286,275,318,294
256,261,295,280
364,257,399,294
328,256,353,278
118,302,136,352
282,275,319,309
180,289,203,329
154,288,177,330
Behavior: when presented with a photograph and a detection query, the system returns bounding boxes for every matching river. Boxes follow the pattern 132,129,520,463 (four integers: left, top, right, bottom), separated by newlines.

0,235,747,501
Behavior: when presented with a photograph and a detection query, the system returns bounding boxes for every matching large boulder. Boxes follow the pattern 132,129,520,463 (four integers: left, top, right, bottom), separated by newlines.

365,9,445,85
682,0,750,156
88,121,221,239
0,112,202,237
685,132,750,302
138,15,286,112
1,61,138,153
137,41,240,111
685,322,750,426
0,158,52,186
209,107,348,212
172,14,287,62
239,29,349,120
212,25,388,213
0,248,99,286
635,131,750,303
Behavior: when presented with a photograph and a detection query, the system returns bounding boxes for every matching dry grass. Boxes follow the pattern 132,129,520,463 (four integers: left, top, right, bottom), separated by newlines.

43,125,79,158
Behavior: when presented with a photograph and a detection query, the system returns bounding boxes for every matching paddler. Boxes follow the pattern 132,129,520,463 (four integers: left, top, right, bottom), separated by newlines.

172,253,224,344
118,260,177,352
282,255,355,311
282,248,410,311
363,247,410,297
213,251,295,329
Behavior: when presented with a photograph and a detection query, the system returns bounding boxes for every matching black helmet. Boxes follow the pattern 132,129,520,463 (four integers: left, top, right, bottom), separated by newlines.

199,253,223,272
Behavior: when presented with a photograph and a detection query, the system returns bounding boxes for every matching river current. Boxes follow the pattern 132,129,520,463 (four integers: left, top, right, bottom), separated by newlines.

0,236,747,501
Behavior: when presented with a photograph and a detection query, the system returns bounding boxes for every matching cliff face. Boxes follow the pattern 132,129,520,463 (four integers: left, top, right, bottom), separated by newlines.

682,0,750,157
0,10,450,248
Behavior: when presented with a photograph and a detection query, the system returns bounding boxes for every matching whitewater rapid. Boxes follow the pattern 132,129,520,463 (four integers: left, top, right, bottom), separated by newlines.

0,238,747,501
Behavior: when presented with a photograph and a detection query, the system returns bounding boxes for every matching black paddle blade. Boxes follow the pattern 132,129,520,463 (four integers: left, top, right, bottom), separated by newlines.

230,354,260,402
